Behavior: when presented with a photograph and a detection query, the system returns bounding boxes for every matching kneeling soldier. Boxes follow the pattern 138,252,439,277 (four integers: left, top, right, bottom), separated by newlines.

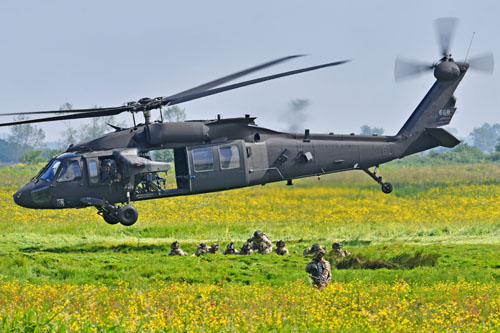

193,243,208,257
240,241,254,255
208,243,220,254
223,242,239,255
168,241,187,256
275,240,289,255
332,242,350,257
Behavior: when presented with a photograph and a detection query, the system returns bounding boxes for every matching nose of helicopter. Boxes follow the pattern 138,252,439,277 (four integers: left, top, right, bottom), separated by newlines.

13,182,39,209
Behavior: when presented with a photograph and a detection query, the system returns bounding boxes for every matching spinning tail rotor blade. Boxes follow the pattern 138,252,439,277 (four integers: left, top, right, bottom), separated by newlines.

394,57,434,81
435,17,458,57
468,52,494,74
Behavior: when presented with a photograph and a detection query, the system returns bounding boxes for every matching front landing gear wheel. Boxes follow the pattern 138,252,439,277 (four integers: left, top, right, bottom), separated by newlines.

102,212,120,225
381,182,393,194
118,205,138,226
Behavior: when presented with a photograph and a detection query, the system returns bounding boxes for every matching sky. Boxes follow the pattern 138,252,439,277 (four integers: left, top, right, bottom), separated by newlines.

0,0,498,142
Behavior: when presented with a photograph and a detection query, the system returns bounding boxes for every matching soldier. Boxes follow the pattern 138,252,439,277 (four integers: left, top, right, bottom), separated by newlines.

239,241,254,255
193,243,208,257
303,243,322,256
208,243,220,254
332,242,350,257
305,247,331,289
248,230,273,254
223,242,239,255
168,241,187,256
275,240,289,255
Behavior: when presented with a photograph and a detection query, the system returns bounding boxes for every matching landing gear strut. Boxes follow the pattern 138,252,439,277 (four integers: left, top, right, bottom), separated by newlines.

362,166,393,194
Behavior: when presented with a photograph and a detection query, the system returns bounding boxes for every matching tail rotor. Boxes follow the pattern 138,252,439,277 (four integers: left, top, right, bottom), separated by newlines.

394,17,494,81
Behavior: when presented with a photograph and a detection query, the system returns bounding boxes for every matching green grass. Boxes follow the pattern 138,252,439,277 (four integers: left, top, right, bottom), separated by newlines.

0,163,499,289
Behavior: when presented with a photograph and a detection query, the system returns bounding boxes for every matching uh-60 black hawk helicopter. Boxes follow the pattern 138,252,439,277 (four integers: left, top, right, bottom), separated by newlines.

1,18,493,226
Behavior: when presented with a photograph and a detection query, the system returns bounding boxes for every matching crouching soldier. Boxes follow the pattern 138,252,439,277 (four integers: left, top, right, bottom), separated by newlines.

223,242,239,255
169,241,187,256
240,241,254,255
249,230,273,254
275,240,289,255
193,243,208,257
332,242,350,257
303,243,322,256
208,243,220,254
305,247,331,289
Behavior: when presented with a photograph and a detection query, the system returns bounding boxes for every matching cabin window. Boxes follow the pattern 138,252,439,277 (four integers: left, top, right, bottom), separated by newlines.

88,160,99,184
57,160,82,182
192,147,214,172
219,145,240,169
40,160,61,182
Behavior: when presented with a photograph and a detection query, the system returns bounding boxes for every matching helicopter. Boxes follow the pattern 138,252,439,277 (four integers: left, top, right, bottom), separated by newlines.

1,18,494,226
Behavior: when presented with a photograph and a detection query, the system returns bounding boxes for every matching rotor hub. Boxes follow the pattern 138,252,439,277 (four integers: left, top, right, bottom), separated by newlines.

433,61,460,80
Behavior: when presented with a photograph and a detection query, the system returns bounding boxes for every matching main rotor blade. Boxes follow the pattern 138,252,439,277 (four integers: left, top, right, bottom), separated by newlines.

394,57,434,81
0,55,306,119
435,17,458,57
166,54,306,100
0,58,350,127
0,108,129,127
468,52,494,73
165,59,351,106
0,106,123,117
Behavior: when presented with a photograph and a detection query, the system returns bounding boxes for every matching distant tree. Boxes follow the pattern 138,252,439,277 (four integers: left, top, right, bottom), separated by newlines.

8,115,46,154
284,99,310,132
0,138,22,162
360,125,384,135
19,150,46,164
470,123,500,153
162,106,186,122
59,104,126,145
152,149,174,163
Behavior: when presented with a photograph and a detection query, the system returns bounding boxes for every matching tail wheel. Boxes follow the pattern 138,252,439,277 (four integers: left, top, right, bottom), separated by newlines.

381,182,393,194
118,205,139,226
102,212,120,225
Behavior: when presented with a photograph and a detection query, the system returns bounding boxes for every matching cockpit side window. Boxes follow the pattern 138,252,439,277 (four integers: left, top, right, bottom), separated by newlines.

88,160,99,185
40,160,62,182
57,160,82,182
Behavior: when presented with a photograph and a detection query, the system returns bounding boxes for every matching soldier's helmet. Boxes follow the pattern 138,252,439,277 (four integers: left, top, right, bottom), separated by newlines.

199,243,207,248
254,230,264,238
332,242,342,249
227,242,235,249
314,247,327,259
211,243,219,250
311,243,322,252
276,240,286,247
171,241,180,249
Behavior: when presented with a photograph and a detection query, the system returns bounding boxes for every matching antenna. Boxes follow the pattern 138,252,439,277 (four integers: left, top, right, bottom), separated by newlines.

464,32,475,63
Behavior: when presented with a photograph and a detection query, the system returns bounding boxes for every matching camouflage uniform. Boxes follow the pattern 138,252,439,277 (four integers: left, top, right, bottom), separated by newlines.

303,243,322,256
168,241,187,256
193,243,208,257
249,230,273,254
239,241,254,255
208,243,220,254
305,248,331,289
274,240,289,255
332,242,350,257
223,242,239,255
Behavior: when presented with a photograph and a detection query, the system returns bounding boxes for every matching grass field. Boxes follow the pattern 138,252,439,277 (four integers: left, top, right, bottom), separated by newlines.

1,163,500,331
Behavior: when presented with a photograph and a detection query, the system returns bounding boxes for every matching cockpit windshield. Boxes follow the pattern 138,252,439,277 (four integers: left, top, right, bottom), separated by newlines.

40,159,62,182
